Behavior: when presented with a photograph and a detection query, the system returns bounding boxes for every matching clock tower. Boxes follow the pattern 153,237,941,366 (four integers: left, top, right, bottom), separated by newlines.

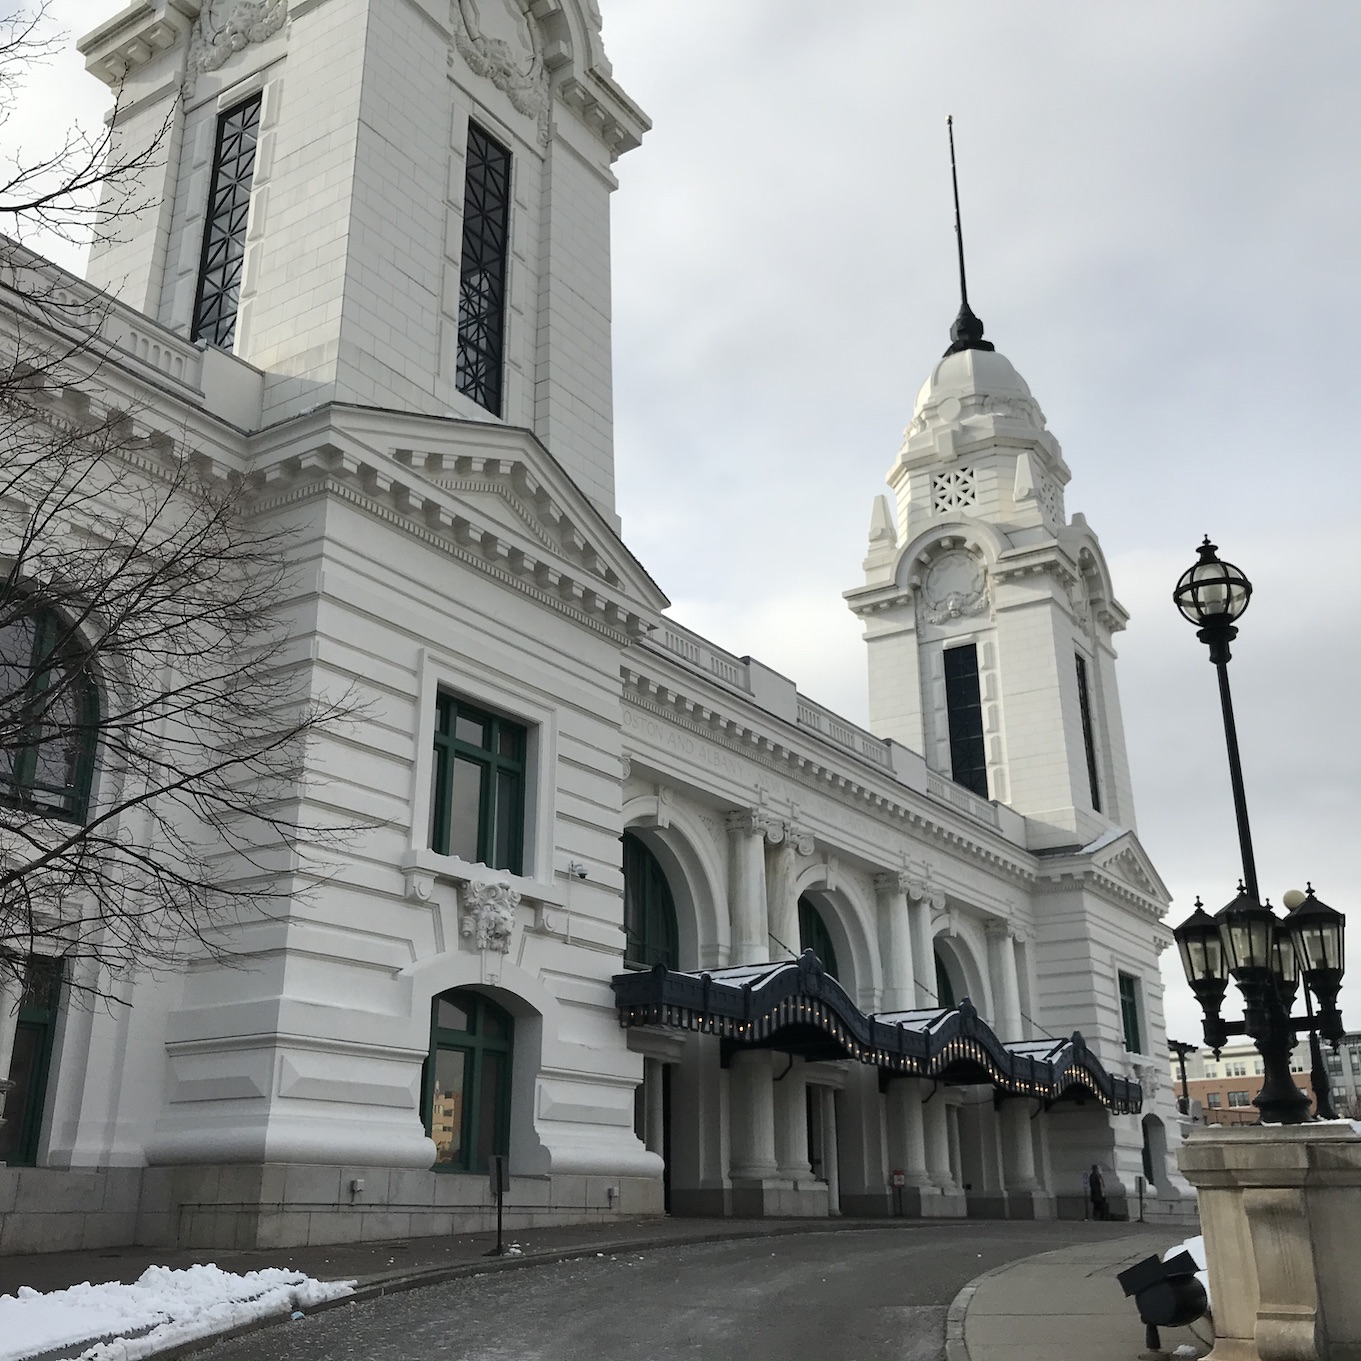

845,301,1137,849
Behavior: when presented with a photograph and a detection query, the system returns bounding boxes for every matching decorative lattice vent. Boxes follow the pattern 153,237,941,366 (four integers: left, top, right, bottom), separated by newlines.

931,467,977,514
1037,474,1063,525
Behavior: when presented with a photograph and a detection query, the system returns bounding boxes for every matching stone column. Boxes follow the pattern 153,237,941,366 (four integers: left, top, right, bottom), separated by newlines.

774,1062,812,1183
946,1103,964,1191
726,811,771,967
908,882,942,1007
728,1049,778,1181
875,873,916,1013
923,1093,956,1191
0,971,25,1128
818,1087,841,1214
643,1059,665,1157
765,828,800,962
886,1078,932,1205
986,922,1024,1042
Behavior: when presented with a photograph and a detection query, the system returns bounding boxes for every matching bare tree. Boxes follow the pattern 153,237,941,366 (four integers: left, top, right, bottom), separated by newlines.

0,2,168,248
0,374,354,997
0,8,354,996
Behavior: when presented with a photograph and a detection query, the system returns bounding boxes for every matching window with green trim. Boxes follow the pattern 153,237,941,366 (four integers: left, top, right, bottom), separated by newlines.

934,949,957,1009
798,894,839,978
0,955,63,1166
0,609,98,822
424,989,514,1172
428,695,525,873
1118,972,1143,1053
622,833,678,969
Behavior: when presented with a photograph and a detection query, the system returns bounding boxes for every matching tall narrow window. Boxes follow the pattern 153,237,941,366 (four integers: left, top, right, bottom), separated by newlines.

429,695,525,874
622,833,679,970
192,94,263,350
797,894,839,978
1075,653,1102,812
943,644,988,798
456,123,512,415
0,608,99,822
934,949,957,1009
0,956,63,1166
1118,972,1143,1053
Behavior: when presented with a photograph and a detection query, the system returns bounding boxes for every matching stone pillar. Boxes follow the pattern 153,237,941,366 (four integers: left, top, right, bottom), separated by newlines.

765,830,800,962
986,922,1024,1042
999,1099,1054,1220
643,1059,665,1157
774,1063,812,1183
728,1049,778,1182
875,873,916,1013
923,1093,954,1189
885,1078,932,1213
726,811,771,967
0,971,25,1127
947,1103,964,1189
818,1087,841,1215
907,882,943,1007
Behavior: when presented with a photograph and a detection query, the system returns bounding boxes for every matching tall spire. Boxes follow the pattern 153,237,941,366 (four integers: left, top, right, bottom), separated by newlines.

944,115,994,358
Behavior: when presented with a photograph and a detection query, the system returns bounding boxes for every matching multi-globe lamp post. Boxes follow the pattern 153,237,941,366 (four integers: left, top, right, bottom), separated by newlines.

1170,539,1347,1125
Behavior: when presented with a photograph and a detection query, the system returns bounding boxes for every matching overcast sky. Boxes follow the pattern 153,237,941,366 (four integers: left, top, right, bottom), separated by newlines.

20,1,1361,1050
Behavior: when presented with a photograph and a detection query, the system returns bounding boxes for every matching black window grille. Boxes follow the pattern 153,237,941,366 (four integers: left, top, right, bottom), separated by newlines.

623,833,679,970
1118,972,1143,1053
797,894,839,978
456,123,512,415
943,644,988,799
1075,653,1102,812
192,94,263,350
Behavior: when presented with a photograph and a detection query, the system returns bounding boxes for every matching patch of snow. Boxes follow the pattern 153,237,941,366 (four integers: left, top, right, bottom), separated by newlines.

0,1264,354,1361
1173,1346,1200,1358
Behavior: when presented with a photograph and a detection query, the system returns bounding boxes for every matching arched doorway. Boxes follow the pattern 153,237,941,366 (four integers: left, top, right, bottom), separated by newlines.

934,949,957,1008
623,832,679,1209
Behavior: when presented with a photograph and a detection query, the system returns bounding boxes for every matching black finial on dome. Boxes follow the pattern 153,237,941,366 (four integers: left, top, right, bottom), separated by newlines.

944,116,994,358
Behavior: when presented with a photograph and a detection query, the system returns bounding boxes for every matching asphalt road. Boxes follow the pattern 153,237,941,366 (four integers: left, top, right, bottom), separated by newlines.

202,1220,1163,1361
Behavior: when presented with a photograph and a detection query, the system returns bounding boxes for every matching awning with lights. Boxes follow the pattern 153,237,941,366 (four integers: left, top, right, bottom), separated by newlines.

611,951,1142,1115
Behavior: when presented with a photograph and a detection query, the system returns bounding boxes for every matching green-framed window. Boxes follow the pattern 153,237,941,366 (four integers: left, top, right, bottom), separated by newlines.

934,949,957,1009
424,989,514,1173
429,695,525,873
1118,972,1143,1053
0,955,64,1166
798,895,839,978
0,609,98,822
623,833,679,970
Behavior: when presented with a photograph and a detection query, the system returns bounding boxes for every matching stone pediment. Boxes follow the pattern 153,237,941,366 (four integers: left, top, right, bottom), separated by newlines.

249,404,669,634
1084,830,1169,903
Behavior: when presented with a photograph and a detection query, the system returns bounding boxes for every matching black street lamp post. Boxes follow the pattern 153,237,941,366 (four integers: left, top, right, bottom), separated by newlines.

1168,1039,1198,1117
1171,539,1347,1126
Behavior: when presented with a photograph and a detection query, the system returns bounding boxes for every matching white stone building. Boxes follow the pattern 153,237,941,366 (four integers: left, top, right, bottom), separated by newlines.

0,0,1191,1251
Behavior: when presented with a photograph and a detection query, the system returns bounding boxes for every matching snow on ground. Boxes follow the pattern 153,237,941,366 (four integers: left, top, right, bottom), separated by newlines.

0,1264,354,1361
1165,1233,1210,1311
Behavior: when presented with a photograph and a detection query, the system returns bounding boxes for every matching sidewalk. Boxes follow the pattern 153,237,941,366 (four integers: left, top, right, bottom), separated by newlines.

950,1232,1213,1361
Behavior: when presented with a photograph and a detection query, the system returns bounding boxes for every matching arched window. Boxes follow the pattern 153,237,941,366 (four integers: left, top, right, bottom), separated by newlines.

0,608,98,822
424,989,513,1173
934,949,957,1009
622,832,678,970
798,894,839,978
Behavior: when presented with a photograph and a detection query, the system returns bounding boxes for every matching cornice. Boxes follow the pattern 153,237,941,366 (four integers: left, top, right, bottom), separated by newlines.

620,668,1037,888
251,475,646,644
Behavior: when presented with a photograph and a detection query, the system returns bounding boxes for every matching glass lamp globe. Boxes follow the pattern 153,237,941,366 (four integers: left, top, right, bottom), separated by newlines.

1174,538,1252,628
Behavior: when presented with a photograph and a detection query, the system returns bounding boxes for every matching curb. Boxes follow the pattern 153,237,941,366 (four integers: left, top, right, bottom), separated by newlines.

106,1217,945,1361
944,1257,1017,1361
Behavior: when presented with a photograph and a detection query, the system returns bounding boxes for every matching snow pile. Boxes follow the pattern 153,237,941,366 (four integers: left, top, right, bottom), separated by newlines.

0,1263,354,1361
1165,1234,1210,1311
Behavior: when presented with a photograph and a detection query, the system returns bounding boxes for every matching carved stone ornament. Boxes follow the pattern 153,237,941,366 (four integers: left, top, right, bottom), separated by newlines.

186,0,287,90
461,879,519,953
451,0,551,143
919,550,990,626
